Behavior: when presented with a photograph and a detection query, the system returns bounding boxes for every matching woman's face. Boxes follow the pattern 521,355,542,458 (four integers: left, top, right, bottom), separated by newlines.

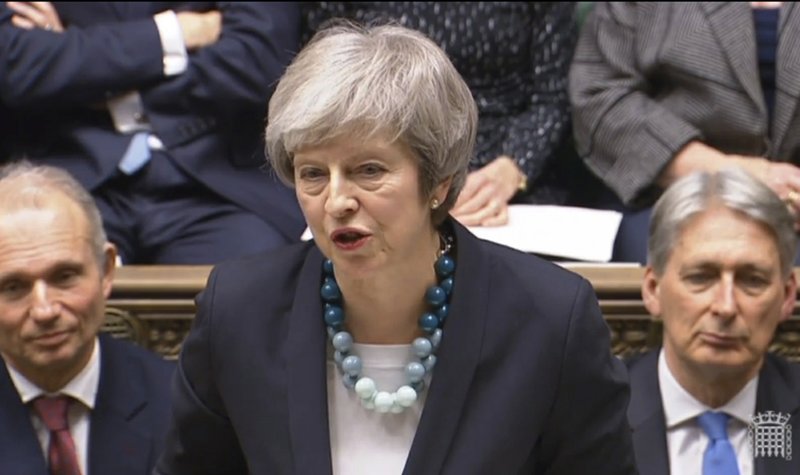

293,135,445,276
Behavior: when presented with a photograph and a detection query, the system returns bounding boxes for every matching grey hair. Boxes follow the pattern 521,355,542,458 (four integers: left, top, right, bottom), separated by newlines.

648,167,798,277
265,21,477,224
0,160,108,266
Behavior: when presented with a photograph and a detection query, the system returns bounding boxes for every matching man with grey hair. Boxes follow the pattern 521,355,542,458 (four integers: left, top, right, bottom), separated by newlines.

628,167,800,474
0,161,174,474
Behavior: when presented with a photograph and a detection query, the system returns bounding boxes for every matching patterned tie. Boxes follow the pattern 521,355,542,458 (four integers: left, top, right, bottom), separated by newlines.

698,411,740,475
30,395,82,475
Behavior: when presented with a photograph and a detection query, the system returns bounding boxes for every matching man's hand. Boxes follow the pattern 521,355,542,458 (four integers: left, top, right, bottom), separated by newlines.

177,10,221,51
6,1,63,32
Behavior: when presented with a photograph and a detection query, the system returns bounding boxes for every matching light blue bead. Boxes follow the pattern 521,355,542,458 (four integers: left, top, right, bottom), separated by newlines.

419,312,439,332
334,350,346,365
326,326,337,339
324,305,344,327
332,331,353,352
435,254,455,277
342,355,362,376
412,337,432,358
411,379,425,392
406,361,425,382
320,278,341,302
425,286,447,306
395,385,417,407
436,303,449,322
422,354,437,372
323,259,334,275
430,328,443,349
342,373,358,389
440,276,454,295
374,392,394,413
355,377,377,399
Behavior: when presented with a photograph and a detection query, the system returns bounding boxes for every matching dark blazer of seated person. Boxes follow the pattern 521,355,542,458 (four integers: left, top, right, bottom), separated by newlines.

570,2,800,263
0,334,175,475
155,219,635,474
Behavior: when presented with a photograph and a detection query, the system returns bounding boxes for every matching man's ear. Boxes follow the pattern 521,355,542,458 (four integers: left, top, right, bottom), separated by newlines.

779,270,797,323
101,243,117,299
642,266,662,320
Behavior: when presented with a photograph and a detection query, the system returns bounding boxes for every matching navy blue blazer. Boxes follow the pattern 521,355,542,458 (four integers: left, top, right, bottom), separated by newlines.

0,333,175,475
156,219,636,474
627,349,800,475
0,3,304,241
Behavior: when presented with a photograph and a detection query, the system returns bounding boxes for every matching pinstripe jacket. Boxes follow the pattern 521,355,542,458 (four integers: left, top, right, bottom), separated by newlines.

570,2,800,206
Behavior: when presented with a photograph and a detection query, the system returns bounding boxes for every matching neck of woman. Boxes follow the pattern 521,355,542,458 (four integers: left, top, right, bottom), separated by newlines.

337,231,441,344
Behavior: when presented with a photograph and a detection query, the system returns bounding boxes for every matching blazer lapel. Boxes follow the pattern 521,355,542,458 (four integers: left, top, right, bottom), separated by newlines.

0,363,48,475
88,336,153,475
772,3,800,157
403,221,487,474
701,2,767,120
753,354,800,475
286,247,334,475
627,351,670,475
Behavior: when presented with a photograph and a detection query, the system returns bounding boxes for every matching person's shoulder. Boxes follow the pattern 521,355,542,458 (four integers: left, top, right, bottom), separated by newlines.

478,237,587,292
98,334,174,386
624,348,660,374
763,352,800,391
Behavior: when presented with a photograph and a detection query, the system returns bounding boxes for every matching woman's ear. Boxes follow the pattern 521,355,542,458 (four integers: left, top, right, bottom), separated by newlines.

434,176,453,204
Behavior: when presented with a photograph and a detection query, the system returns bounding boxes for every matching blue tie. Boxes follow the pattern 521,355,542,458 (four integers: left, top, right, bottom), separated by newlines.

118,132,151,175
698,411,740,475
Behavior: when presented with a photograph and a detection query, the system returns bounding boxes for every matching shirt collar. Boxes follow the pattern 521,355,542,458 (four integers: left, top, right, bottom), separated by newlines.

658,347,758,428
5,337,101,409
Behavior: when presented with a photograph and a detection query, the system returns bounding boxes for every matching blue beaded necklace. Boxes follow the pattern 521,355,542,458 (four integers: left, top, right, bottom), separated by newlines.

321,233,455,414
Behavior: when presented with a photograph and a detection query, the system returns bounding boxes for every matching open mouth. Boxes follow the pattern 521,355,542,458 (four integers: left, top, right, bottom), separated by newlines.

331,229,371,249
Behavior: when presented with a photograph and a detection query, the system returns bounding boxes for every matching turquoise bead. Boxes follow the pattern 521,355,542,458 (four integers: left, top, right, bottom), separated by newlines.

321,278,341,302
419,312,439,332
425,286,447,306
436,303,449,322
324,305,344,326
422,354,437,372
323,259,334,275
440,277,454,295
434,254,455,277
430,328,443,349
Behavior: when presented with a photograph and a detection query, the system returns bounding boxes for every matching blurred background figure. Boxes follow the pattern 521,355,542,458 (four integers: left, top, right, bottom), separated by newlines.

0,2,305,264
571,2,800,263
304,2,595,227
0,161,174,475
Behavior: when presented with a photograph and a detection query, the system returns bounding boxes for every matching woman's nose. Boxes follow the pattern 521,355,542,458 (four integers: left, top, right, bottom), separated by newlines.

324,175,358,217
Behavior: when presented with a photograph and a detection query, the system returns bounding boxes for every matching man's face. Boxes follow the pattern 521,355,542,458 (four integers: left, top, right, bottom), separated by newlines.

0,195,115,386
643,206,796,380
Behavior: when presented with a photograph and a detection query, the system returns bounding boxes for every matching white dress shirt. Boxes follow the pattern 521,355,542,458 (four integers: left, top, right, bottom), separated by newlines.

6,337,101,475
658,348,756,475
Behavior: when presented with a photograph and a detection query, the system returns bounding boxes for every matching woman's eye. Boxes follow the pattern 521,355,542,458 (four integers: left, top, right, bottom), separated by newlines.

299,168,324,180
359,164,385,177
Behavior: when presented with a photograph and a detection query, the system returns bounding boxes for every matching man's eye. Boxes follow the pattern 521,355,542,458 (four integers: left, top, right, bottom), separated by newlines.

0,281,25,298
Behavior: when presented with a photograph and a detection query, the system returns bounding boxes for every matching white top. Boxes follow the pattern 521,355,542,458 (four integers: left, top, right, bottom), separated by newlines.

658,348,756,475
6,337,101,475
327,343,429,475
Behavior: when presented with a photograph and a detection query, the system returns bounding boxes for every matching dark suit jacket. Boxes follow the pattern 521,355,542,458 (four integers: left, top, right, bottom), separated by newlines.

570,2,800,206
0,3,304,241
155,219,636,474
627,349,800,475
0,333,175,475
